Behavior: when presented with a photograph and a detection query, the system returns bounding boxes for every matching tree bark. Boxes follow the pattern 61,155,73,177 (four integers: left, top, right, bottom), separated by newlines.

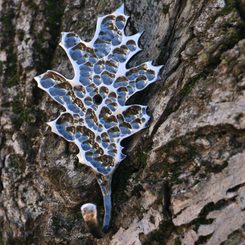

0,0,245,244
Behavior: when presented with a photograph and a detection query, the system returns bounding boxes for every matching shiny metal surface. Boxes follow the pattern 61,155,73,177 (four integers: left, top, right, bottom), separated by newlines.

35,5,161,175
35,4,162,236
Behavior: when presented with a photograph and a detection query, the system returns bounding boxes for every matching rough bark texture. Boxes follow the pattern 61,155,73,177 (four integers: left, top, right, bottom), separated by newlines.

0,0,245,244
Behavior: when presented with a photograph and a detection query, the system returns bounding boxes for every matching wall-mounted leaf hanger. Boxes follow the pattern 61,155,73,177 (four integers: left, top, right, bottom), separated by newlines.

35,4,162,238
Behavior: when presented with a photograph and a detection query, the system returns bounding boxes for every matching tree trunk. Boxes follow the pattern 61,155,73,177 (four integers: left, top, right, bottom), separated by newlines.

0,0,245,244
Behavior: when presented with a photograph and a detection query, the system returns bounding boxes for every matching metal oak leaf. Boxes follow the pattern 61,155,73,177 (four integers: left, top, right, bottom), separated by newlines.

35,4,162,238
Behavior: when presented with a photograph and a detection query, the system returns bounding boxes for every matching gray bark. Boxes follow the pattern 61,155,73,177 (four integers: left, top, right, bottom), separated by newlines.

0,0,245,244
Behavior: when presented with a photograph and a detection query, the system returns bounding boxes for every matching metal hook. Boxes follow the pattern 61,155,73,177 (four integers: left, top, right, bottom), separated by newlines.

34,3,162,239
81,174,112,238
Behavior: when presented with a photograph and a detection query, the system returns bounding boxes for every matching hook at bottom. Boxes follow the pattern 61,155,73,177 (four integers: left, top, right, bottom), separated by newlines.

81,174,112,238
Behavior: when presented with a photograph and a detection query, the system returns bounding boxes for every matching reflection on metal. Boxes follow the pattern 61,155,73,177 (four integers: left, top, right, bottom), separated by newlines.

35,4,162,238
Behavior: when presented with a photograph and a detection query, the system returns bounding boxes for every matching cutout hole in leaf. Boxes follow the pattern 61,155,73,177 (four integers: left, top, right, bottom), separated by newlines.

93,94,103,105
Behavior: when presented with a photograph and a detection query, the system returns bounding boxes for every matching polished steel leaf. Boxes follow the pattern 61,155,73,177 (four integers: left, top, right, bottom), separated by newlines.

35,4,162,236
35,5,161,175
